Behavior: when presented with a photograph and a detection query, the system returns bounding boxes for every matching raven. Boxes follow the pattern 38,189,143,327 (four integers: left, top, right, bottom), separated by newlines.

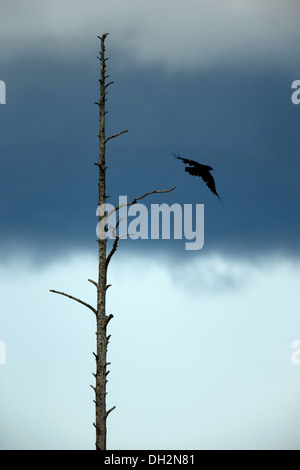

173,153,221,202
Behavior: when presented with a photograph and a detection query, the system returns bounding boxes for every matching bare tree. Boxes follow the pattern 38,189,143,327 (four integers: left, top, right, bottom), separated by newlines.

50,33,175,450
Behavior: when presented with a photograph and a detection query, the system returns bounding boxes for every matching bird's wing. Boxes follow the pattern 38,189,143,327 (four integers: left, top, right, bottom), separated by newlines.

172,154,199,167
173,154,212,171
184,165,202,176
200,171,221,199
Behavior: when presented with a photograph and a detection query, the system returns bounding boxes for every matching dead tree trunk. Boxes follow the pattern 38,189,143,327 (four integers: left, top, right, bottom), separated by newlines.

95,32,110,451
50,32,175,450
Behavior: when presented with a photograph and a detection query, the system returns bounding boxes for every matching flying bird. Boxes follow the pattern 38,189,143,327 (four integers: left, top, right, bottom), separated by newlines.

172,153,222,202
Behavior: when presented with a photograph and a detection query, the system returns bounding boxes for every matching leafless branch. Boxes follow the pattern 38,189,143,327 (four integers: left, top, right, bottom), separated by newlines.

104,186,176,221
106,238,119,267
105,406,116,418
104,314,114,327
105,81,114,89
105,130,128,143
103,187,176,264
97,33,109,40
49,289,97,315
88,279,98,288
105,217,123,266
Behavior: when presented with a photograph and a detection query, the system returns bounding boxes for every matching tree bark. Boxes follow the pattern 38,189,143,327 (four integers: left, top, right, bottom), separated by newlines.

95,32,109,451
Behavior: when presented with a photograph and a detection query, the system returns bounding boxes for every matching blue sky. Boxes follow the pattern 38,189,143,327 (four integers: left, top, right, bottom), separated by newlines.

1,0,300,450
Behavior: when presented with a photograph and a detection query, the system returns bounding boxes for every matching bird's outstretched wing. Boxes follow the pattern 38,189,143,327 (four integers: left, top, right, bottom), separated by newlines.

172,152,221,202
172,153,213,171
200,171,221,200
172,153,200,167
172,153,207,168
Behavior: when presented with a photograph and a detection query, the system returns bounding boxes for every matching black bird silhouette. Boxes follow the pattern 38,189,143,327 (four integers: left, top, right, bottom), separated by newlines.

172,153,221,202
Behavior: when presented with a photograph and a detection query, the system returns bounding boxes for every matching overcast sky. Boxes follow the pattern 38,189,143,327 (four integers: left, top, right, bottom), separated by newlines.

1,0,300,450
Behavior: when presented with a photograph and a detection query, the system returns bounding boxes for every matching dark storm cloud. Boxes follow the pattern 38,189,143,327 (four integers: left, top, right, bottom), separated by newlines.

1,51,300,261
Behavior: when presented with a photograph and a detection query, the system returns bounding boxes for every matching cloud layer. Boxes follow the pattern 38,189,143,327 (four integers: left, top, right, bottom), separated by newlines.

1,54,299,261
1,1,300,70
1,252,300,449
